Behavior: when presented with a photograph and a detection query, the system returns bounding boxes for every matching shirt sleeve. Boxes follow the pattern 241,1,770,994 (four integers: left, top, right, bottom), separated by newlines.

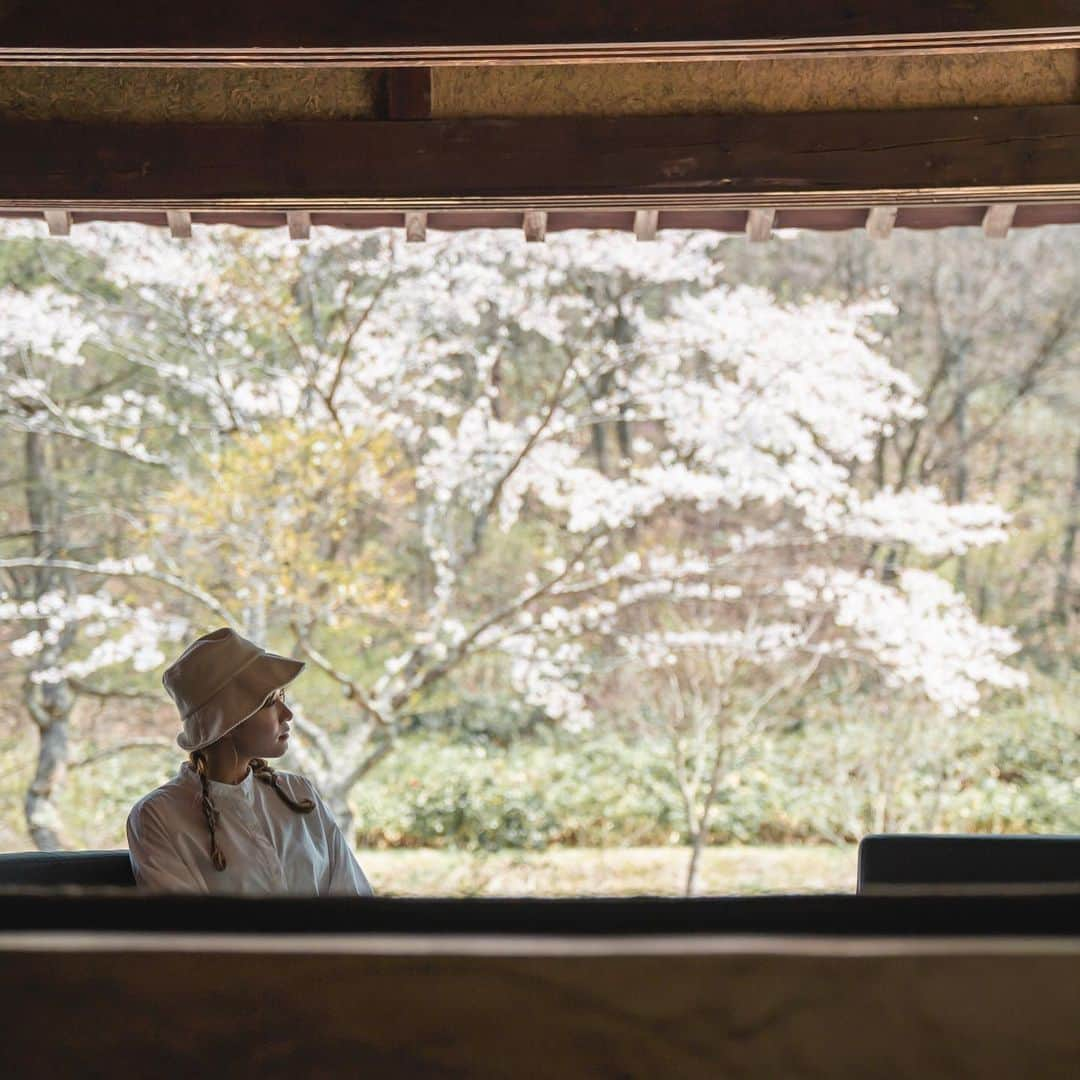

126,802,207,894
307,782,375,897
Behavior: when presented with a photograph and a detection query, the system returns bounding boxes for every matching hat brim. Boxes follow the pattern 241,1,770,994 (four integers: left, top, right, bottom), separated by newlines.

176,652,306,753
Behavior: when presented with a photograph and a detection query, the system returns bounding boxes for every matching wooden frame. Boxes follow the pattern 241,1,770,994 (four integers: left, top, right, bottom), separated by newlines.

1,2,1079,64
5,931,1080,1077
2,105,1079,212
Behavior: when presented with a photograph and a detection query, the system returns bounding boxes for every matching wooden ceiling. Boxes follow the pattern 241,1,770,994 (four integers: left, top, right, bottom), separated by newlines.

1,3,1079,239
1,2,1078,63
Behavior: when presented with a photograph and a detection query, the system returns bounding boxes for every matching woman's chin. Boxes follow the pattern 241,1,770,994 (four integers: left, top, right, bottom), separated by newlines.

267,738,289,758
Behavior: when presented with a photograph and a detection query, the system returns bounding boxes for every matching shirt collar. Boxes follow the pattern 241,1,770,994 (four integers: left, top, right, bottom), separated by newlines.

181,760,257,804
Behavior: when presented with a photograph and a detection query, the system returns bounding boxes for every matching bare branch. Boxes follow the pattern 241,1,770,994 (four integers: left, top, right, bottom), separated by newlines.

70,739,174,769
0,556,238,625
290,621,390,728
390,529,605,711
339,734,395,792
475,347,578,542
67,678,159,701
324,271,396,411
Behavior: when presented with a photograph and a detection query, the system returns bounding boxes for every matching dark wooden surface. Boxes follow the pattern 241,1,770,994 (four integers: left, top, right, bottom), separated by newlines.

2,105,1079,210
383,68,432,121
3,935,1080,1077
1,2,1078,63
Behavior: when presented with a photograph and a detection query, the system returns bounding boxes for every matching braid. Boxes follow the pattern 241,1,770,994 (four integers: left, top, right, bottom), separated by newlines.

187,752,316,873
251,758,316,813
190,751,227,871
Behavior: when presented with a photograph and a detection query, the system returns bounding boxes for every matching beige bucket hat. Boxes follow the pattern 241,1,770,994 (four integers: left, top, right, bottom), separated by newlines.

164,627,306,753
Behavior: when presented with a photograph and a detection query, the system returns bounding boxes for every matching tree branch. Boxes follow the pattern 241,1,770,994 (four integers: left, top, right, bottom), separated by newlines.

0,557,238,625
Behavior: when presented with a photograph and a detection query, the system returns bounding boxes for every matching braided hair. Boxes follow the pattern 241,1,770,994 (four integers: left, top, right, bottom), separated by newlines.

189,751,316,871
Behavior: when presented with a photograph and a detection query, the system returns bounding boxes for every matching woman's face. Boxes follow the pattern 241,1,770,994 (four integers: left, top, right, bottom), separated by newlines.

231,688,293,759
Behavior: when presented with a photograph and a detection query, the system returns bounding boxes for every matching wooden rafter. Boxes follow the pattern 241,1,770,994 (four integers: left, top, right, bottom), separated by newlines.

1,2,1079,64
1,106,1078,212
634,210,659,241
287,210,311,240
166,209,191,238
523,210,547,242
983,203,1018,237
866,205,898,239
746,208,775,242
404,210,427,241
7,205,1080,237
43,209,70,236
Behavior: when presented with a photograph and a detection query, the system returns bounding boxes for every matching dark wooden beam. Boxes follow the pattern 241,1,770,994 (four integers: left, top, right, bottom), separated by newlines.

5,934,1080,1077
383,68,432,120
0,2,1078,64
1,106,1079,211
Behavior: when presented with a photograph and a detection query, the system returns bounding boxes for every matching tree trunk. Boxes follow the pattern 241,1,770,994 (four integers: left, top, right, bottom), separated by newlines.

953,347,969,592
22,429,77,850
322,786,356,840
1052,437,1080,624
24,681,73,850
589,369,614,475
684,827,707,897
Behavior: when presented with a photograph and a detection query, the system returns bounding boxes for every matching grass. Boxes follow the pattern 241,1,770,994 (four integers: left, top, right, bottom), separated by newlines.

353,844,858,897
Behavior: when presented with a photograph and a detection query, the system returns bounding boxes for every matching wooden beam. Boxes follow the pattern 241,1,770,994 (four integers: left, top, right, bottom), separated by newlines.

5,933,1080,1078
286,210,311,240
7,205,1080,234
166,209,191,238
523,210,547,242
634,209,659,241
384,68,432,121
43,209,70,236
2,107,1079,212
405,211,427,242
746,208,775,242
983,202,1018,237
866,205,898,239
1,3,1079,64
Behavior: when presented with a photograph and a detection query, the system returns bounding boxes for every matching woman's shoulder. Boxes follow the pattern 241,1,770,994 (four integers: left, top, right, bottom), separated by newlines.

126,765,194,827
265,767,322,803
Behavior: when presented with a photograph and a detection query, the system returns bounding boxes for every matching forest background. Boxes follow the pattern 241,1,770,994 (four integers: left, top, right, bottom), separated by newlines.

0,218,1075,896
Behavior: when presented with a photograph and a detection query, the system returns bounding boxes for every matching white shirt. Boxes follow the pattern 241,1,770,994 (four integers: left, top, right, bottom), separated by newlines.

126,761,374,896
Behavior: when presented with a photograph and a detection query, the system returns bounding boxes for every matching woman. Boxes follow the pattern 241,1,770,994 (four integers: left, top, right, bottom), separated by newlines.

126,626,374,896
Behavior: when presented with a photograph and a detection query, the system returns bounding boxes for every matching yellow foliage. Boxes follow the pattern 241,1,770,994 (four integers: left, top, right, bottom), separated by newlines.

152,422,414,622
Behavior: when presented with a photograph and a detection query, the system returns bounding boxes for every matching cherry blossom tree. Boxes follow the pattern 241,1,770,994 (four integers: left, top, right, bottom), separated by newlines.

0,220,1028,853
0,221,199,845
